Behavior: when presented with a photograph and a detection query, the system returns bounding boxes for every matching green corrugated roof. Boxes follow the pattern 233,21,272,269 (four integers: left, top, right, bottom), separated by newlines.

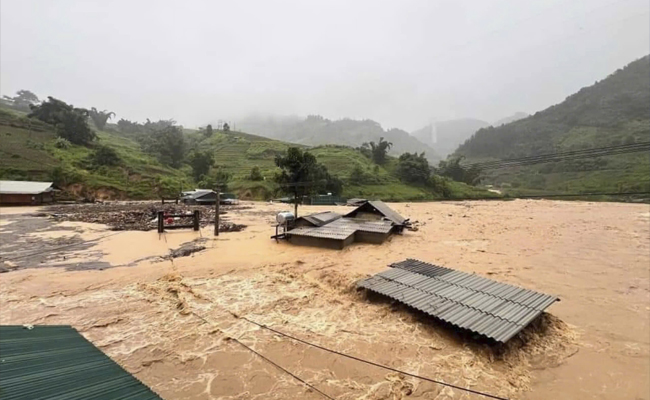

0,325,162,400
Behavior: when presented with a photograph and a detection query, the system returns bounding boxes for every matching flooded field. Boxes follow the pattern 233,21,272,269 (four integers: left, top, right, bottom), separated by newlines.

1,200,648,399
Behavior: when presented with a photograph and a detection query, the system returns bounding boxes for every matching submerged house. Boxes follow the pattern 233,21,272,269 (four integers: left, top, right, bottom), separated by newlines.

181,190,239,205
284,201,409,250
0,181,55,205
181,189,217,205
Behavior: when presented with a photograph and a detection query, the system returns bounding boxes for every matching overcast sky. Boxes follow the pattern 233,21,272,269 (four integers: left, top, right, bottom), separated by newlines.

1,0,648,131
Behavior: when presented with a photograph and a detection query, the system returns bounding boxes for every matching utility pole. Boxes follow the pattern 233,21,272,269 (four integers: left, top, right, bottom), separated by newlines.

214,189,220,236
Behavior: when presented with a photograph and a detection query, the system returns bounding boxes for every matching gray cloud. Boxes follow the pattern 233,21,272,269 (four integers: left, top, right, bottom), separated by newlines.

2,0,648,130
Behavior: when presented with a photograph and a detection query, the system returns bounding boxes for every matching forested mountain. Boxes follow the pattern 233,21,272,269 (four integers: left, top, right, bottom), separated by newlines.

237,115,441,162
455,55,650,193
492,112,529,127
411,118,490,158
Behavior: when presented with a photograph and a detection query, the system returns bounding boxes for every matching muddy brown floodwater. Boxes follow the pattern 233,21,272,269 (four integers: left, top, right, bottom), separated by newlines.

1,200,648,400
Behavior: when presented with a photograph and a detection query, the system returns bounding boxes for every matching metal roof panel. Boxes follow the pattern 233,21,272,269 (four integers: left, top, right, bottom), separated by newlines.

0,325,161,400
358,259,559,343
0,180,54,194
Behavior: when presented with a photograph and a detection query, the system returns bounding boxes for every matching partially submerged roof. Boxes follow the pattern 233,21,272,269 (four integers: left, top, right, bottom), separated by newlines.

346,198,367,206
181,189,215,200
357,259,559,343
0,325,162,400
298,211,342,227
0,181,54,195
288,218,393,240
344,200,407,225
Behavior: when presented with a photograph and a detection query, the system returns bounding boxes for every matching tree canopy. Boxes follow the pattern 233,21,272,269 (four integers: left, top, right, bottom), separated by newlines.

435,156,481,185
361,137,392,164
274,147,340,216
142,125,187,168
249,166,263,181
28,97,96,145
396,152,431,185
189,150,214,181
1,90,40,112
89,108,115,130
91,145,121,167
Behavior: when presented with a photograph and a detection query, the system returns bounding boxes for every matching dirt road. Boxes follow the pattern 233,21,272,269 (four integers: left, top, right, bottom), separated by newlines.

1,200,648,399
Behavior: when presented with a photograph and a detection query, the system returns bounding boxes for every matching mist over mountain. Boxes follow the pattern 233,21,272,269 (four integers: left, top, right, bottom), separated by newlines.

411,119,490,158
237,115,441,162
492,112,530,127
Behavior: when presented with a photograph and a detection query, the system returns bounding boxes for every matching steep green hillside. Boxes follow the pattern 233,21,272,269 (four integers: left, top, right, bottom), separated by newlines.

0,109,189,199
1,107,493,201
455,55,650,194
188,134,480,201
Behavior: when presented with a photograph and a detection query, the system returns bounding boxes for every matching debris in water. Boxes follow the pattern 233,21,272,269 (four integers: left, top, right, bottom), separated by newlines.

44,202,247,232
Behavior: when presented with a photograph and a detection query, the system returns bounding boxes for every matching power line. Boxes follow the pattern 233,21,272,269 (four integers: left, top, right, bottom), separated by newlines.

466,142,650,168
462,142,650,170
235,315,510,400
188,305,509,400
441,191,650,201
189,311,334,400
230,338,335,400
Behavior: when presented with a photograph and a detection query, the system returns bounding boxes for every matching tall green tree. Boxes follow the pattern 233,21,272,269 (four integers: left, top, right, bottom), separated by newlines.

2,90,40,112
349,164,365,184
249,166,263,181
396,152,431,185
436,156,481,185
364,137,392,164
89,108,115,130
274,147,335,216
29,97,96,145
189,150,214,181
142,125,187,168
117,118,143,134
205,124,213,137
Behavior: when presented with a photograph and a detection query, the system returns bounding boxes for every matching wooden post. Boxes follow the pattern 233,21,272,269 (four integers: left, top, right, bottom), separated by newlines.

294,188,298,218
157,211,164,233
214,190,220,236
193,210,200,231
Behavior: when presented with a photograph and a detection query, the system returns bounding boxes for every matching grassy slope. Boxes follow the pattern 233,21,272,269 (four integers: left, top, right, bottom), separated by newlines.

195,133,479,200
0,109,189,198
1,108,494,201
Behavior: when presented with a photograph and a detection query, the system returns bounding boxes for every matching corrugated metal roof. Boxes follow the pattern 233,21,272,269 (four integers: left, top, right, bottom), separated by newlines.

357,259,559,342
0,325,162,400
288,218,393,240
344,200,407,225
334,218,393,234
0,181,53,195
301,211,342,227
287,225,355,240
181,189,215,200
367,201,407,225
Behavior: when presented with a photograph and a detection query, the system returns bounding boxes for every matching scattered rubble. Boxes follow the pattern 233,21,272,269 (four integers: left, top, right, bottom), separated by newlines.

44,202,248,232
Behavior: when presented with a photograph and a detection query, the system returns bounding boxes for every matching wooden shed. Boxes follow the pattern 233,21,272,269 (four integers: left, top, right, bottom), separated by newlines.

0,181,55,205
